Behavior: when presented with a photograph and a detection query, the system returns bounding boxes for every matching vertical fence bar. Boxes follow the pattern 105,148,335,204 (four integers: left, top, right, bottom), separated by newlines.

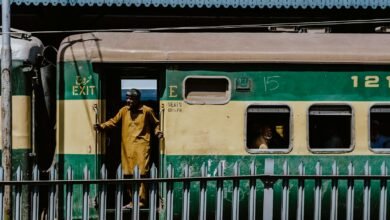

215,161,224,220
49,165,56,220
15,166,22,220
31,165,40,220
330,161,338,220
99,164,107,220
166,164,174,220
132,166,140,220
66,167,73,220
248,161,256,220
281,160,289,220
363,162,371,220
379,162,387,220
314,162,322,220
115,165,123,220
0,167,3,220
232,162,240,220
149,164,158,220
296,162,305,220
182,164,190,220
346,162,354,220
198,163,207,220
82,166,90,220
263,159,274,220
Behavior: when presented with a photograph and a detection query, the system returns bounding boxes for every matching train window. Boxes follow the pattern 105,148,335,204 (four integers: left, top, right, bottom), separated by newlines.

370,105,390,151
308,105,353,152
183,76,231,104
246,105,291,153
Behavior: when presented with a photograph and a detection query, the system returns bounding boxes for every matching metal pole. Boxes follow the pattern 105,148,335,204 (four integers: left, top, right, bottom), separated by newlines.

1,0,12,218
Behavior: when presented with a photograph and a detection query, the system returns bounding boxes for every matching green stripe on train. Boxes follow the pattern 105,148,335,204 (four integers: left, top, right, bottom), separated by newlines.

58,61,99,100
163,65,390,101
165,155,389,220
0,149,32,179
0,149,32,220
56,154,100,219
59,62,390,101
0,61,32,96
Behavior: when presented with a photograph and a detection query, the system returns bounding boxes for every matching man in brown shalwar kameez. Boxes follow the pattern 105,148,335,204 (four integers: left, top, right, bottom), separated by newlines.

94,88,162,208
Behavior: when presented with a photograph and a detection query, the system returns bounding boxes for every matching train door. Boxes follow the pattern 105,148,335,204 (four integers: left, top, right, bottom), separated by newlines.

98,65,163,210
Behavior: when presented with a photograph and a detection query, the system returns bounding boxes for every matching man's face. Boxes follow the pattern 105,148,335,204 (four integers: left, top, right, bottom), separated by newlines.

261,126,273,140
127,95,140,109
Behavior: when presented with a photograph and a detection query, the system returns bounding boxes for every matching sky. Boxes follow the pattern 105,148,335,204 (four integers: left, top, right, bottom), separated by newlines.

121,79,157,90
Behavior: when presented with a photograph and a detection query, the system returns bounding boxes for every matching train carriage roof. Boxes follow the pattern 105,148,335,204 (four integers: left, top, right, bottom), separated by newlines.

58,32,390,64
0,35,43,64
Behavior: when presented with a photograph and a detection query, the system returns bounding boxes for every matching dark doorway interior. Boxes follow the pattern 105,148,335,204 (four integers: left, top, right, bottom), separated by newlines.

96,64,164,209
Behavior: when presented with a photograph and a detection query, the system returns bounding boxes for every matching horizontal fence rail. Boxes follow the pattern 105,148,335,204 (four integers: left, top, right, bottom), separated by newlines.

0,160,389,219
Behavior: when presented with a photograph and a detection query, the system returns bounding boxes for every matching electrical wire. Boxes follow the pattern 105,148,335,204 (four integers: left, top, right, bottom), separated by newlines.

2,17,390,34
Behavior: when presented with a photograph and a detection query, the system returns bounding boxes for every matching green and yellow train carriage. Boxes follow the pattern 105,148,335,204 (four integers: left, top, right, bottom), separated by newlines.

57,32,390,219
0,33,44,218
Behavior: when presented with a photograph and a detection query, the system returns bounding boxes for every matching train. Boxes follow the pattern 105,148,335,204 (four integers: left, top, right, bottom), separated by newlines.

55,32,390,219
3,31,390,219
0,31,54,218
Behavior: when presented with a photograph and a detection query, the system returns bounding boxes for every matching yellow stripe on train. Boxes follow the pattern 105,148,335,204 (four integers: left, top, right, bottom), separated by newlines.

0,96,31,150
57,99,385,156
162,101,380,156
56,99,105,155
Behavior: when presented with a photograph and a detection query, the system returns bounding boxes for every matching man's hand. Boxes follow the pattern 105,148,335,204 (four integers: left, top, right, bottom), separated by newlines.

156,131,164,139
94,124,103,131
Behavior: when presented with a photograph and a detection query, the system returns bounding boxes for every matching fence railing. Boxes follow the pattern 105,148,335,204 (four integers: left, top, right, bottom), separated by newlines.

0,159,389,220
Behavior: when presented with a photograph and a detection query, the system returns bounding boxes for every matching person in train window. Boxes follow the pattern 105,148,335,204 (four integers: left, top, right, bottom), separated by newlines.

371,120,390,148
270,125,288,148
94,88,163,208
252,124,273,149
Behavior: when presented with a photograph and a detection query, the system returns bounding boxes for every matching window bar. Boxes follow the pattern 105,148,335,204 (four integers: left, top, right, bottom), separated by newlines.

166,164,174,220
263,159,274,220
330,161,338,220
248,161,256,220
66,167,73,220
82,166,90,220
296,162,305,220
314,162,322,220
379,162,387,220
149,164,158,220
115,165,123,220
363,162,371,220
215,161,224,220
48,165,57,220
31,165,39,220
15,166,22,220
346,162,354,220
232,162,240,220
0,167,3,220
281,160,289,220
99,164,107,220
182,164,190,220
132,165,140,220
198,163,207,220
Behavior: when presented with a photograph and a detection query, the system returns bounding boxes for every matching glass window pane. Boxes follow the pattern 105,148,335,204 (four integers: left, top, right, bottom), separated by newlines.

246,105,290,152
184,77,230,104
370,105,390,149
309,105,352,150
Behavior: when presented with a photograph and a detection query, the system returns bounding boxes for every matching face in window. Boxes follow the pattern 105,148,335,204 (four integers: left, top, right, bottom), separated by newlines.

253,124,273,149
260,125,273,141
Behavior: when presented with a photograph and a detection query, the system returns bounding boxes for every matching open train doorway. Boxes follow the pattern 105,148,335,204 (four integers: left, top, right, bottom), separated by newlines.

98,65,163,211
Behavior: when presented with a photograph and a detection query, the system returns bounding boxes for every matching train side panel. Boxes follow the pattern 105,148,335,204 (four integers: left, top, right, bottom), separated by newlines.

0,35,43,219
161,65,390,219
57,60,101,219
